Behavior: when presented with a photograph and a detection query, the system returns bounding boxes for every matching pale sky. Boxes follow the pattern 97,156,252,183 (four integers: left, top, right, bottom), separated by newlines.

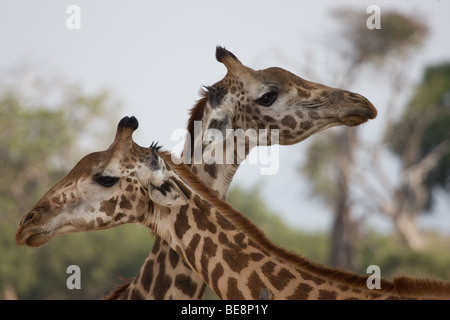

1,0,449,233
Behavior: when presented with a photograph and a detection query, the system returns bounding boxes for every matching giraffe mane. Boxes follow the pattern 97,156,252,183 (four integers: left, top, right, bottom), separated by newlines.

102,277,133,300
159,151,450,298
185,88,209,158
393,275,450,298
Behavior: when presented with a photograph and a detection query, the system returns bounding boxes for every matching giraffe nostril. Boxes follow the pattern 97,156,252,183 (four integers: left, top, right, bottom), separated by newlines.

23,212,34,224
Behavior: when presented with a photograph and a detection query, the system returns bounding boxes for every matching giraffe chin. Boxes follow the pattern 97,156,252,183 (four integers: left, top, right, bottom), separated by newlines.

18,225,74,247
341,115,370,126
24,232,52,248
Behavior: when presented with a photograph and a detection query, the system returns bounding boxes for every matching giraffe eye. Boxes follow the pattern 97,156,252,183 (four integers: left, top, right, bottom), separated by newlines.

255,91,278,107
93,173,119,188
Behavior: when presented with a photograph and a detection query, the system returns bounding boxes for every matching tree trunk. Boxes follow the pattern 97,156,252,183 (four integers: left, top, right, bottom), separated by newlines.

329,180,355,269
329,128,357,270
394,212,426,250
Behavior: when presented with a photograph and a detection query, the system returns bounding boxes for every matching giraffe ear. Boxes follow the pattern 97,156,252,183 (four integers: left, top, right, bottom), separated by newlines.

146,155,188,207
148,178,188,207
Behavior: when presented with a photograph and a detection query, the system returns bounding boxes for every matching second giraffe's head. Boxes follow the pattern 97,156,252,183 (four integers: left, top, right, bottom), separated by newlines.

15,117,192,248
199,46,377,146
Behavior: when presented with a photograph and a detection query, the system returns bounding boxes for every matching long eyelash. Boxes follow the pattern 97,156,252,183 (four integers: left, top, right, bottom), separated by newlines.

150,141,162,151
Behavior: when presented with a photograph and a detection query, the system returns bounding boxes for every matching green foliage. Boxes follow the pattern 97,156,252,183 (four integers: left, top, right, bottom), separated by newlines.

227,184,329,264
354,231,450,282
0,72,155,299
389,62,450,205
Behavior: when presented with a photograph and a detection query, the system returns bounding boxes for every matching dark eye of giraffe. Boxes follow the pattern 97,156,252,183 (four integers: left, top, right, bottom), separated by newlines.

93,173,119,188
255,91,278,107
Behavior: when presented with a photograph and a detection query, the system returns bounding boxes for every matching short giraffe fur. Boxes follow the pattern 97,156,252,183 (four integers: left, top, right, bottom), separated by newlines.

16,117,450,299
104,46,378,299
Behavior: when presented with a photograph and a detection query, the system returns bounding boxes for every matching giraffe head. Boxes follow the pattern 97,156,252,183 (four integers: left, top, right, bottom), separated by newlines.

199,47,377,146
15,116,189,248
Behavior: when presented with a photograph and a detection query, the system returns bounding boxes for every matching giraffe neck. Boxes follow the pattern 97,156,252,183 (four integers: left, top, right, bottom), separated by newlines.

183,135,243,199
110,134,248,300
147,154,407,300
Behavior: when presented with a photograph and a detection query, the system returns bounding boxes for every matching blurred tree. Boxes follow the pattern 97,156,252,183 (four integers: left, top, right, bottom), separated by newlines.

0,70,152,299
384,63,450,249
227,184,329,263
301,9,429,269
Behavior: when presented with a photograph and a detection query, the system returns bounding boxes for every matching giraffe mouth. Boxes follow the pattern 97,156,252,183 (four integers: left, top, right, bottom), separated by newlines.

16,224,73,247
341,106,377,126
22,231,53,247
341,114,371,126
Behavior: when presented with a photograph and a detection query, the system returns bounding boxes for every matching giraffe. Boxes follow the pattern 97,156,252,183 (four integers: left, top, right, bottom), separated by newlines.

17,46,378,300
102,46,378,299
15,116,450,299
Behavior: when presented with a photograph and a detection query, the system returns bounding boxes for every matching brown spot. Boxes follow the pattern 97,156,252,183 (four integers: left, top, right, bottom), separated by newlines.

297,87,311,98
130,288,145,300
153,251,172,299
203,163,217,179
287,283,313,299
281,115,297,129
114,212,126,222
141,258,154,292
96,217,107,227
136,199,145,213
337,284,349,292
215,211,236,231
263,115,276,123
125,184,134,192
250,252,265,261
318,289,337,300
174,205,191,239
119,195,132,210
200,237,218,283
185,234,201,271
85,220,95,229
211,264,224,297
218,232,229,244
192,203,217,234
227,277,245,299
168,247,180,269
203,237,218,257
234,233,247,248
269,124,280,131
222,248,250,273
200,254,210,283
51,195,62,206
300,121,312,130
261,261,295,290
175,274,198,298
308,111,319,119
99,197,118,216
248,271,267,300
